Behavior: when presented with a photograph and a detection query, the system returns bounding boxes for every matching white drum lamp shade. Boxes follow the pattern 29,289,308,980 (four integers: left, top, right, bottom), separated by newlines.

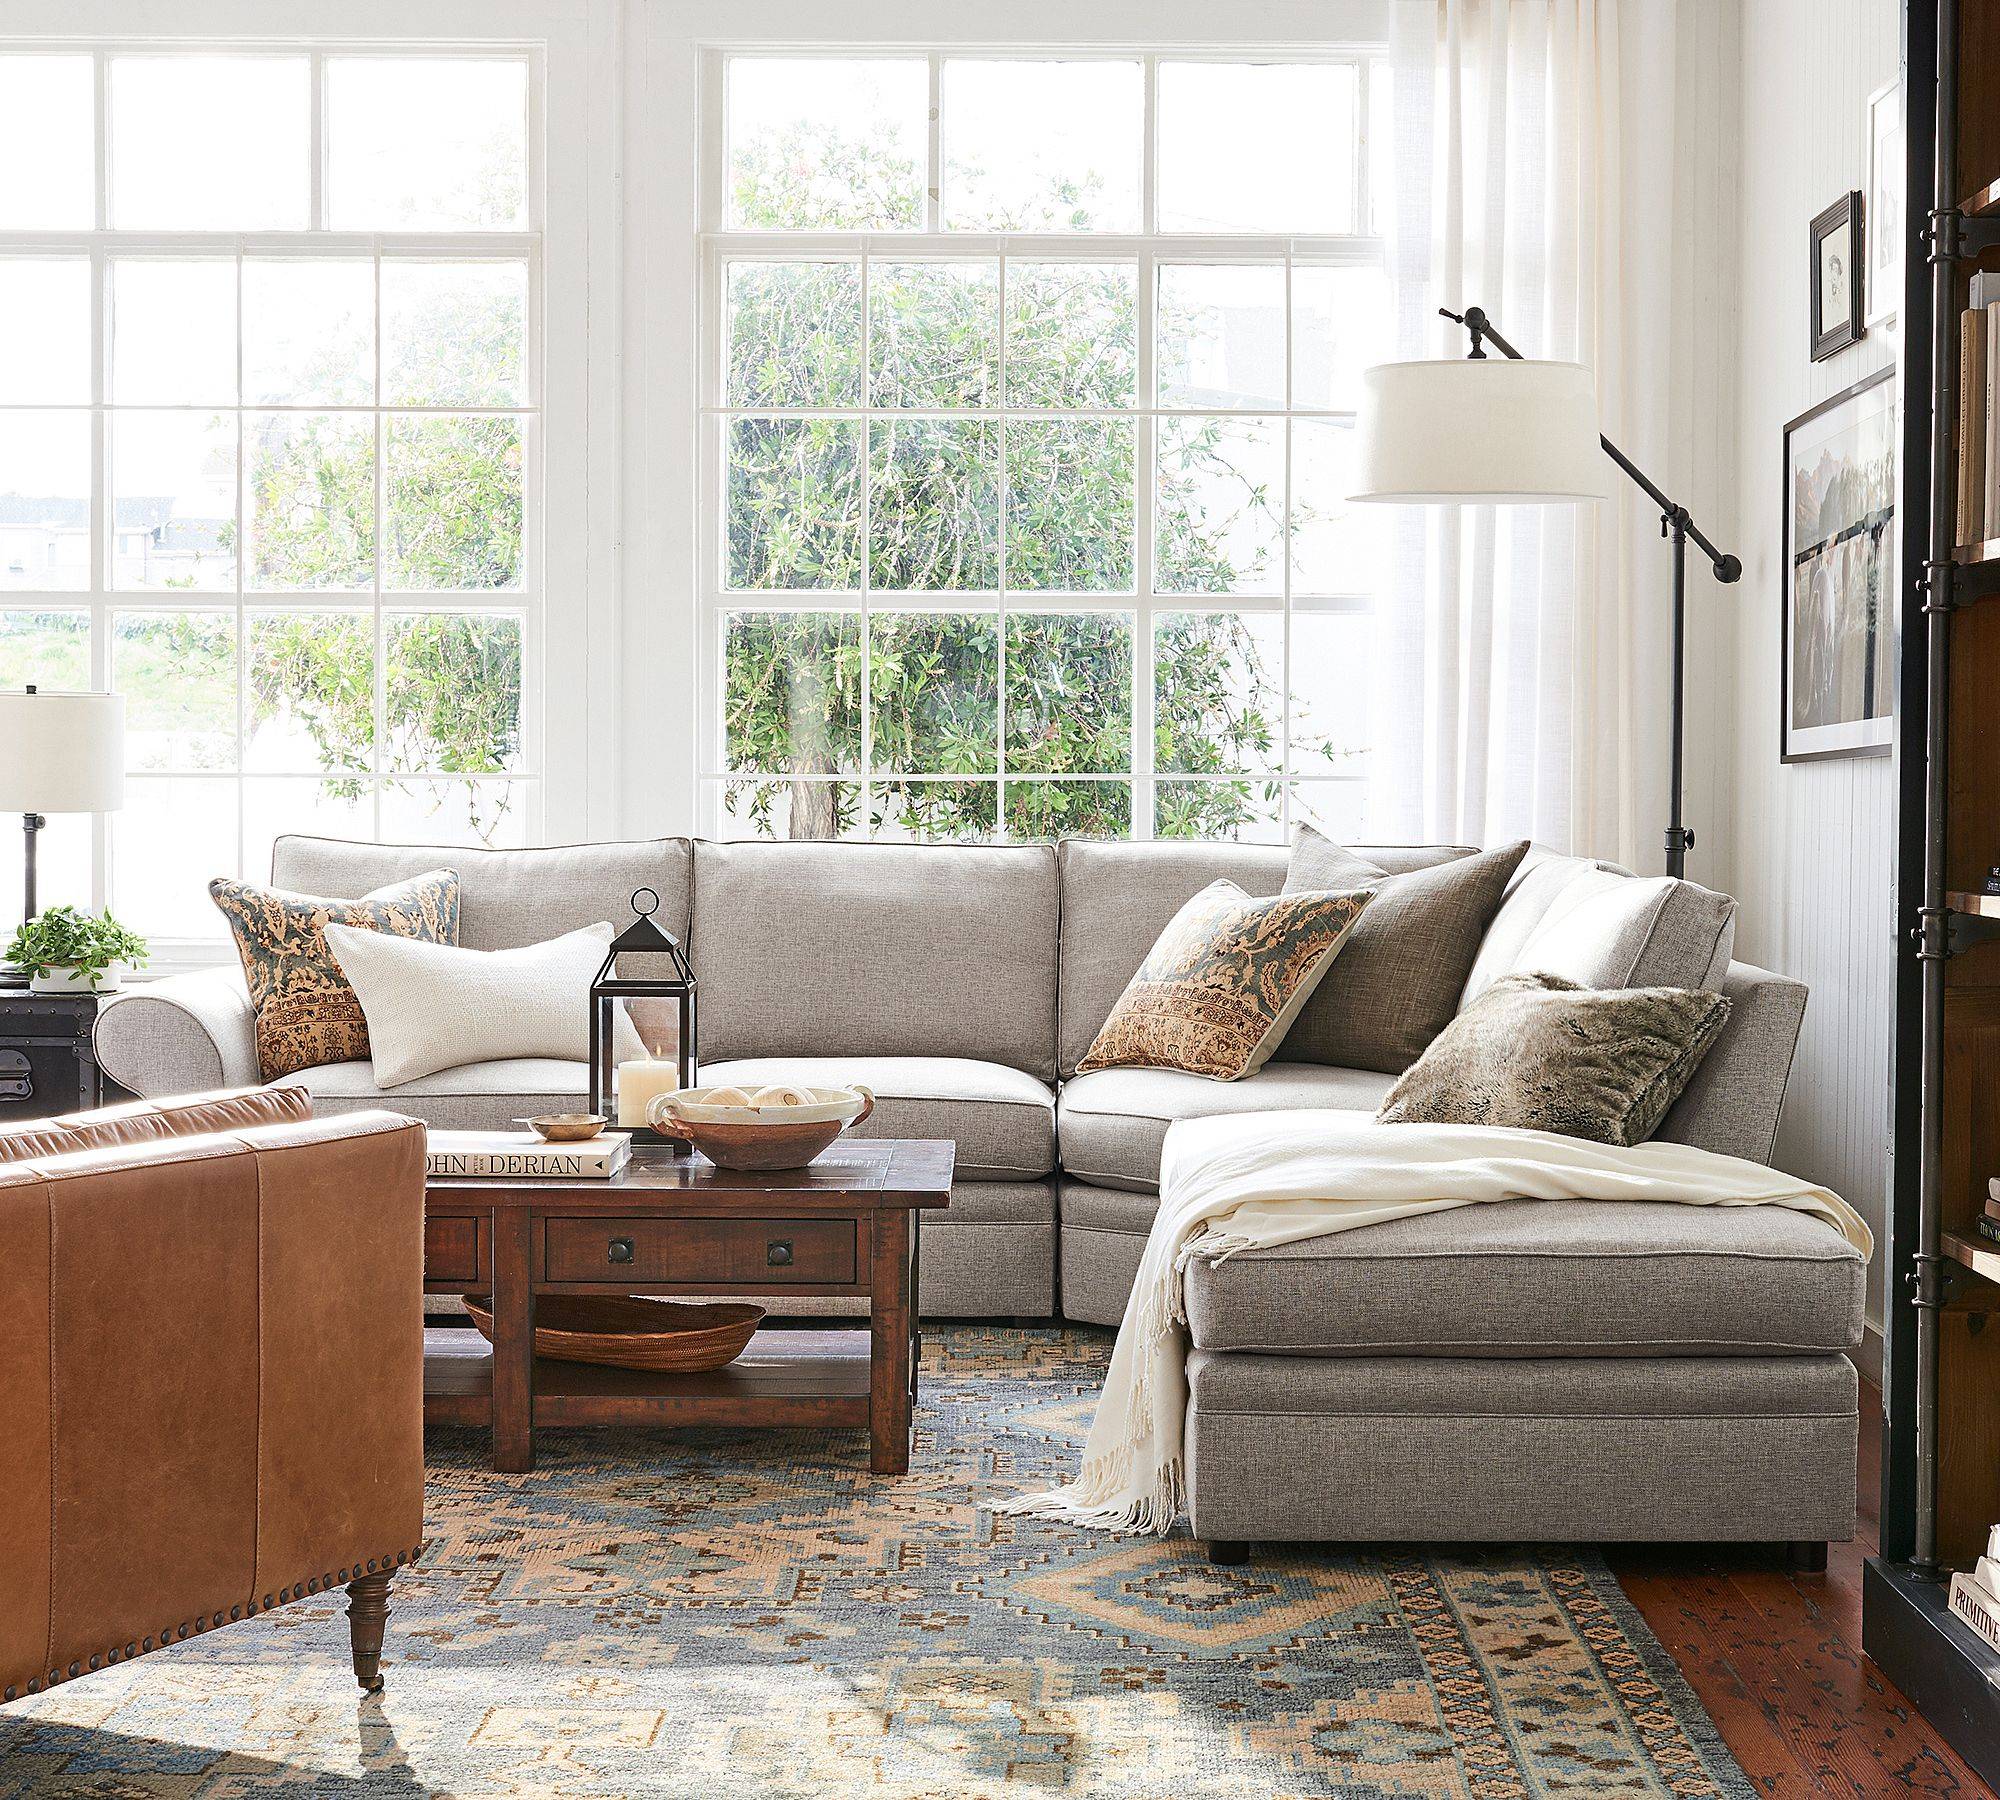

0,689,125,814
1351,358,1613,504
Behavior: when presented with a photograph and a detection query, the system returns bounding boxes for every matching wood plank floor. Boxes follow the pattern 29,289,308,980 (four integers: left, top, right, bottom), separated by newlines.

1611,1384,1995,1796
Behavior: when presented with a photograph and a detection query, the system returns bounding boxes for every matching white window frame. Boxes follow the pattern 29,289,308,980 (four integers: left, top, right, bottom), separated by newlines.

0,0,613,969
693,39,1390,844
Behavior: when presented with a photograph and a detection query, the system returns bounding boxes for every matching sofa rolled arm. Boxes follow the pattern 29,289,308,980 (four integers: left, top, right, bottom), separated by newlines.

94,966,260,1097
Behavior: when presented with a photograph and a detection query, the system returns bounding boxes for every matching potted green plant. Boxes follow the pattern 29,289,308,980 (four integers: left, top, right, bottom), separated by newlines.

4,905,148,995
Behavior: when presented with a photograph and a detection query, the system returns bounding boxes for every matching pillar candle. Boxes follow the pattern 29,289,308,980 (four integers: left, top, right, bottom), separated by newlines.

617,1058,682,1128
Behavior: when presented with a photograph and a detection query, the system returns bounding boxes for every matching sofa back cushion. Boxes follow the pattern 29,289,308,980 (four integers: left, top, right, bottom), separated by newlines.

1056,840,1473,1078
1461,851,1735,1005
1281,834,1529,1072
270,836,692,953
692,841,1060,1079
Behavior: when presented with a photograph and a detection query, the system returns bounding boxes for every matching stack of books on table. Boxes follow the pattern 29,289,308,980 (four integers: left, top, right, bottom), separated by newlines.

1973,1176,2000,1246
1949,1525,2000,1654
425,1130,631,1179
1960,272,2000,547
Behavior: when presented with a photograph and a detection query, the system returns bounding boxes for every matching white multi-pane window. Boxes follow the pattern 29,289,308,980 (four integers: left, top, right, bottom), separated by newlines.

0,47,540,944
701,50,1391,844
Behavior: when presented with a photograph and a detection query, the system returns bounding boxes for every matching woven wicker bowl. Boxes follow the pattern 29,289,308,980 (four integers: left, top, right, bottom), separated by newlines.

461,1294,765,1372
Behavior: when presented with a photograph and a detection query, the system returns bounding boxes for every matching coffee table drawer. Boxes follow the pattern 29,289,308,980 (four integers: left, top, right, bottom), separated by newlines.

543,1216,857,1285
425,1215,487,1286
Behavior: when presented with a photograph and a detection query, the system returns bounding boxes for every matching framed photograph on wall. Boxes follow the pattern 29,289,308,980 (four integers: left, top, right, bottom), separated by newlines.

1781,366,1896,762
1865,81,1902,329
1810,190,1865,361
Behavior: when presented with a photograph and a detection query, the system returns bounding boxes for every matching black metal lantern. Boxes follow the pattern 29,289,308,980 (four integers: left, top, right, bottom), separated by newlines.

588,887,698,1150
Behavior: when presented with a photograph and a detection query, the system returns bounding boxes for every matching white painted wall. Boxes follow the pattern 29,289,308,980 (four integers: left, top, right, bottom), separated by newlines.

1718,0,1901,1343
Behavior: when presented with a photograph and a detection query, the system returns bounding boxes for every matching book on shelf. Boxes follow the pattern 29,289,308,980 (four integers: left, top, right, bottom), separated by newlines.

1958,275,2000,546
1976,1214,2000,1246
424,1130,631,1179
1950,1570,2000,1655
1963,304,1989,544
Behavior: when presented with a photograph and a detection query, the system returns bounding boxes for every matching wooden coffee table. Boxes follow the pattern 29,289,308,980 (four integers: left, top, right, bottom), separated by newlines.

421,1139,953,1475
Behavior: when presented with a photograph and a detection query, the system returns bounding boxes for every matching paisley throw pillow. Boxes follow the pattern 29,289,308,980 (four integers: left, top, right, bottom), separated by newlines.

210,869,461,1080
1077,880,1375,1082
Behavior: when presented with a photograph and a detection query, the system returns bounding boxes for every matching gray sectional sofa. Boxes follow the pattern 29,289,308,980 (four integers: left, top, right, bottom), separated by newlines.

95,832,1865,1553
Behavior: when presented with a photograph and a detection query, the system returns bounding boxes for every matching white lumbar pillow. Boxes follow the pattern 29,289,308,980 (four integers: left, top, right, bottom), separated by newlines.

324,921,640,1088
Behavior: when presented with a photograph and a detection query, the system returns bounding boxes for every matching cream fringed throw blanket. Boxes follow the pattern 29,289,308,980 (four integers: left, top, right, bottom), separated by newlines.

994,1111,1873,1536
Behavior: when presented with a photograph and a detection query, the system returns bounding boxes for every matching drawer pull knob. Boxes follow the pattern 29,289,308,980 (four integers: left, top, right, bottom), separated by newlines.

607,1236,635,1265
766,1239,794,1267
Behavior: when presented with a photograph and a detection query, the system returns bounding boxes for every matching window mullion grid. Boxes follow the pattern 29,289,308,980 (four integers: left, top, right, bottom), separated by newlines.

925,53,942,234
1132,245,1156,843
996,250,1009,842
1281,249,1294,845
309,50,327,230
89,237,110,910
92,51,109,232
233,247,249,884
372,248,386,842
1351,55,1369,249
858,245,873,840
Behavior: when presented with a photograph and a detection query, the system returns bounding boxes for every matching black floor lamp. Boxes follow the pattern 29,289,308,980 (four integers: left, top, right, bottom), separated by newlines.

1350,304,1741,880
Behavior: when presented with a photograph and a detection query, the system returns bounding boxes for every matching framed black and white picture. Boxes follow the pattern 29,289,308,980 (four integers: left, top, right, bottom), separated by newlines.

1781,367,1896,762
1810,190,1865,361
1865,81,1902,329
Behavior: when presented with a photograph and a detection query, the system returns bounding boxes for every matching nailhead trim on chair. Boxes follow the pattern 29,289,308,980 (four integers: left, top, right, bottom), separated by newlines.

4,1542,423,1702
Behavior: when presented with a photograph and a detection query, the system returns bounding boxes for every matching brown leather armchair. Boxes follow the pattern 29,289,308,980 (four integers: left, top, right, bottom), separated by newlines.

0,1086,426,1704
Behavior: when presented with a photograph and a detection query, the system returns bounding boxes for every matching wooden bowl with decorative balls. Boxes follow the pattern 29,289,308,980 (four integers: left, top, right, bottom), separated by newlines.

647,1083,875,1170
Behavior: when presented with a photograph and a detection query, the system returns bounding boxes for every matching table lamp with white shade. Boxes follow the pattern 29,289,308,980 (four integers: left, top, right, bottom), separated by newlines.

0,684,126,987
1351,304,1742,878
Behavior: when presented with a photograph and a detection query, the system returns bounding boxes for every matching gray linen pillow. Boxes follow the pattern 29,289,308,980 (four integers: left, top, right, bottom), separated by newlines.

1376,971,1732,1147
1280,831,1530,1073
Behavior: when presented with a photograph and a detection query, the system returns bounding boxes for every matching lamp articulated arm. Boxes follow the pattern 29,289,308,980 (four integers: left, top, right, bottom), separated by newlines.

1439,305,1742,877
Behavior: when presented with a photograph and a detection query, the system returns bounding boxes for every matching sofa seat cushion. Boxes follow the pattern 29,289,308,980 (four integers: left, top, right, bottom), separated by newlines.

1057,1062,1396,1193
292,1057,588,1130
701,1056,1055,1180
1183,1198,1866,1357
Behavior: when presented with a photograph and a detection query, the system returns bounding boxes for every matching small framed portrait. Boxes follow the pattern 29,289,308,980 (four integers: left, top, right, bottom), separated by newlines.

1865,81,1902,329
1781,367,1896,762
1811,190,1865,361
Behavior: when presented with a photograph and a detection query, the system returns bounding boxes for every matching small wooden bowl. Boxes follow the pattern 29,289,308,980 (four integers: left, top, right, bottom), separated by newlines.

461,1294,765,1372
650,1086,875,1171
518,1112,610,1143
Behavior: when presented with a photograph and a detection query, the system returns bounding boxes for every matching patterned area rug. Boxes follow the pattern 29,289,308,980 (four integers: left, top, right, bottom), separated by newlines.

0,1327,1750,1798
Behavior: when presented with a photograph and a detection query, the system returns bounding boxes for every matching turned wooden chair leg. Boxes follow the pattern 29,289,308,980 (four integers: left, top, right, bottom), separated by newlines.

347,1572,393,1691
1207,1540,1250,1566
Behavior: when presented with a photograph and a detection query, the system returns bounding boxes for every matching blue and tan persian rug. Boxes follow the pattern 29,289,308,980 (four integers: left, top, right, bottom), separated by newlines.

0,1328,1750,1798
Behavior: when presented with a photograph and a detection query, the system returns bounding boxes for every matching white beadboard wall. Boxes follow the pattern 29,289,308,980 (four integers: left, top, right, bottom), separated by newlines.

1718,0,1901,1339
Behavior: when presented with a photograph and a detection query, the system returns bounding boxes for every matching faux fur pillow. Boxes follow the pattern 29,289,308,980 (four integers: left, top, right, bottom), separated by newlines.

1376,971,1731,1147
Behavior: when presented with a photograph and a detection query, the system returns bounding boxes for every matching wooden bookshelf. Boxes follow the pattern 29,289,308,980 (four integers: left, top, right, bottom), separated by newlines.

1867,4,2000,1785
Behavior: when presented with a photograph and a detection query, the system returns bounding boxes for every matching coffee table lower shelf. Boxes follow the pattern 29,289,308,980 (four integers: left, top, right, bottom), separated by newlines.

424,1326,874,1431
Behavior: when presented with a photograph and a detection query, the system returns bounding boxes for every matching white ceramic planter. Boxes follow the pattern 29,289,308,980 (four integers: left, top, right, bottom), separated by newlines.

28,961,128,996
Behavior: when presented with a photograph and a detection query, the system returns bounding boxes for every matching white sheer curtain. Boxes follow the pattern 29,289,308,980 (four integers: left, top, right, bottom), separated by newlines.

1373,0,1653,864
